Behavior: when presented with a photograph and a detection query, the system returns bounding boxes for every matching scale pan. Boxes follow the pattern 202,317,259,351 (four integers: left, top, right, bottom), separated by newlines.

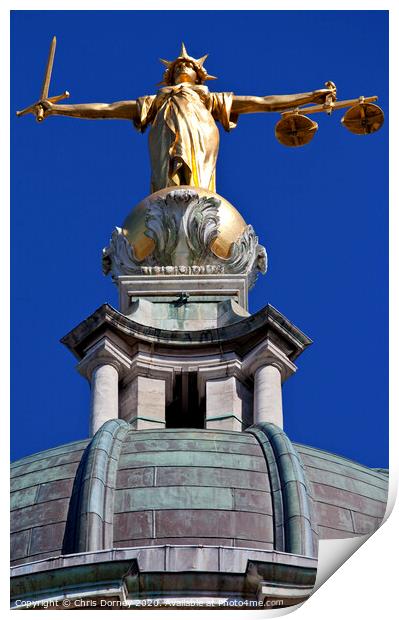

341,103,384,135
275,114,318,147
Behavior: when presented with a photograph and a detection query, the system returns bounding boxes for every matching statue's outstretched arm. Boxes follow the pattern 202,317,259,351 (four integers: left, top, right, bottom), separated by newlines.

42,100,139,120
231,88,335,114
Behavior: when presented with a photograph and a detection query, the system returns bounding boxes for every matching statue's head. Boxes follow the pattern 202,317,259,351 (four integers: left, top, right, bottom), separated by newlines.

159,43,217,86
172,60,198,85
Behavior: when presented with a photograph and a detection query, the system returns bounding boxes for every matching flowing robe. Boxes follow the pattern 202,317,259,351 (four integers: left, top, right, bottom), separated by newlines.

134,84,238,193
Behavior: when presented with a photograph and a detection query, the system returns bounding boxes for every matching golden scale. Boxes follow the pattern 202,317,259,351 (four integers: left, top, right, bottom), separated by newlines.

275,80,384,147
17,40,384,147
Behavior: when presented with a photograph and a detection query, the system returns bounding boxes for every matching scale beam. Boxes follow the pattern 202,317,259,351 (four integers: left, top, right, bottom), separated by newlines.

284,95,379,117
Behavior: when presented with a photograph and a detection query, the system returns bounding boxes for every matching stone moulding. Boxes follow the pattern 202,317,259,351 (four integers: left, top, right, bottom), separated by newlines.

10,546,317,607
246,423,317,558
117,273,249,313
62,419,131,554
102,189,267,289
140,264,225,275
61,303,312,360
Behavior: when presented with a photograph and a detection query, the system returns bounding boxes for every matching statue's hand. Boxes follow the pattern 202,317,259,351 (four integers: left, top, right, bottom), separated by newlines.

312,82,337,105
35,99,54,122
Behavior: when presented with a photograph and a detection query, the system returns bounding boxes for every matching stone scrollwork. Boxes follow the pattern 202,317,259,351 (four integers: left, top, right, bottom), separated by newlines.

145,190,190,265
182,193,221,261
222,224,268,289
102,227,149,278
103,189,267,288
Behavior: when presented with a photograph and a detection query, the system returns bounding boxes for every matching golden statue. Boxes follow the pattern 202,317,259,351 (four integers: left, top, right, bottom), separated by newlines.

17,40,384,193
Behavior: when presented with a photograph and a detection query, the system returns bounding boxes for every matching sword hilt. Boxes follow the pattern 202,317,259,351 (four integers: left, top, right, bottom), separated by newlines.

36,106,45,122
36,91,70,122
16,91,70,121
48,90,70,104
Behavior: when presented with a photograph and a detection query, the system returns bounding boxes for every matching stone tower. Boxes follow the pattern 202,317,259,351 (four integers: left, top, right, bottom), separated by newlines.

72,186,306,437
11,183,389,608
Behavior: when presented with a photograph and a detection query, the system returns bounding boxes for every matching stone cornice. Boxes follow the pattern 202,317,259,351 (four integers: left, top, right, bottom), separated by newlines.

61,303,312,363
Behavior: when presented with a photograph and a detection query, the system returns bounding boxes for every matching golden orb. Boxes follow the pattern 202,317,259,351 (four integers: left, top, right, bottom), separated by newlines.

122,187,247,261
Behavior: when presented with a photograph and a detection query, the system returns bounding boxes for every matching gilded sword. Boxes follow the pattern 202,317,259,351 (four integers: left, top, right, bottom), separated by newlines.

16,36,70,122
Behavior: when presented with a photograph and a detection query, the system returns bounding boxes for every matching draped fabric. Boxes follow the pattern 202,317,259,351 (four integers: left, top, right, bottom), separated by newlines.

134,84,238,193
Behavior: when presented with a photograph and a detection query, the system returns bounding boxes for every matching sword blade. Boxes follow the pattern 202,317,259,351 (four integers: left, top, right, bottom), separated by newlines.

40,36,56,101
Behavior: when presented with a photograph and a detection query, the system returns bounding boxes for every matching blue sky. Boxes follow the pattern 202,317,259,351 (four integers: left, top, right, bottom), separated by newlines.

11,10,388,467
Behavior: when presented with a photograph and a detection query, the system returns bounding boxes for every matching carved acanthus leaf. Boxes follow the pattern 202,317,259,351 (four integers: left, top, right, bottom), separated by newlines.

102,227,144,278
183,195,220,262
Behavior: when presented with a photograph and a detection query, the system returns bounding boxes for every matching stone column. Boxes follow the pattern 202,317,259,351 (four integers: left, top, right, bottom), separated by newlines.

90,363,119,436
120,375,166,430
243,340,298,430
77,337,131,437
254,364,283,428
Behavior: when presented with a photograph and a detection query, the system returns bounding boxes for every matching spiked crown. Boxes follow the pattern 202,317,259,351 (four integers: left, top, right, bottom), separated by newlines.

159,43,217,85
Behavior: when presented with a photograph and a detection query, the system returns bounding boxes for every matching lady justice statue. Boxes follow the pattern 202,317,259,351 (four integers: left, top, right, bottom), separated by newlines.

17,38,383,281
18,41,340,193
